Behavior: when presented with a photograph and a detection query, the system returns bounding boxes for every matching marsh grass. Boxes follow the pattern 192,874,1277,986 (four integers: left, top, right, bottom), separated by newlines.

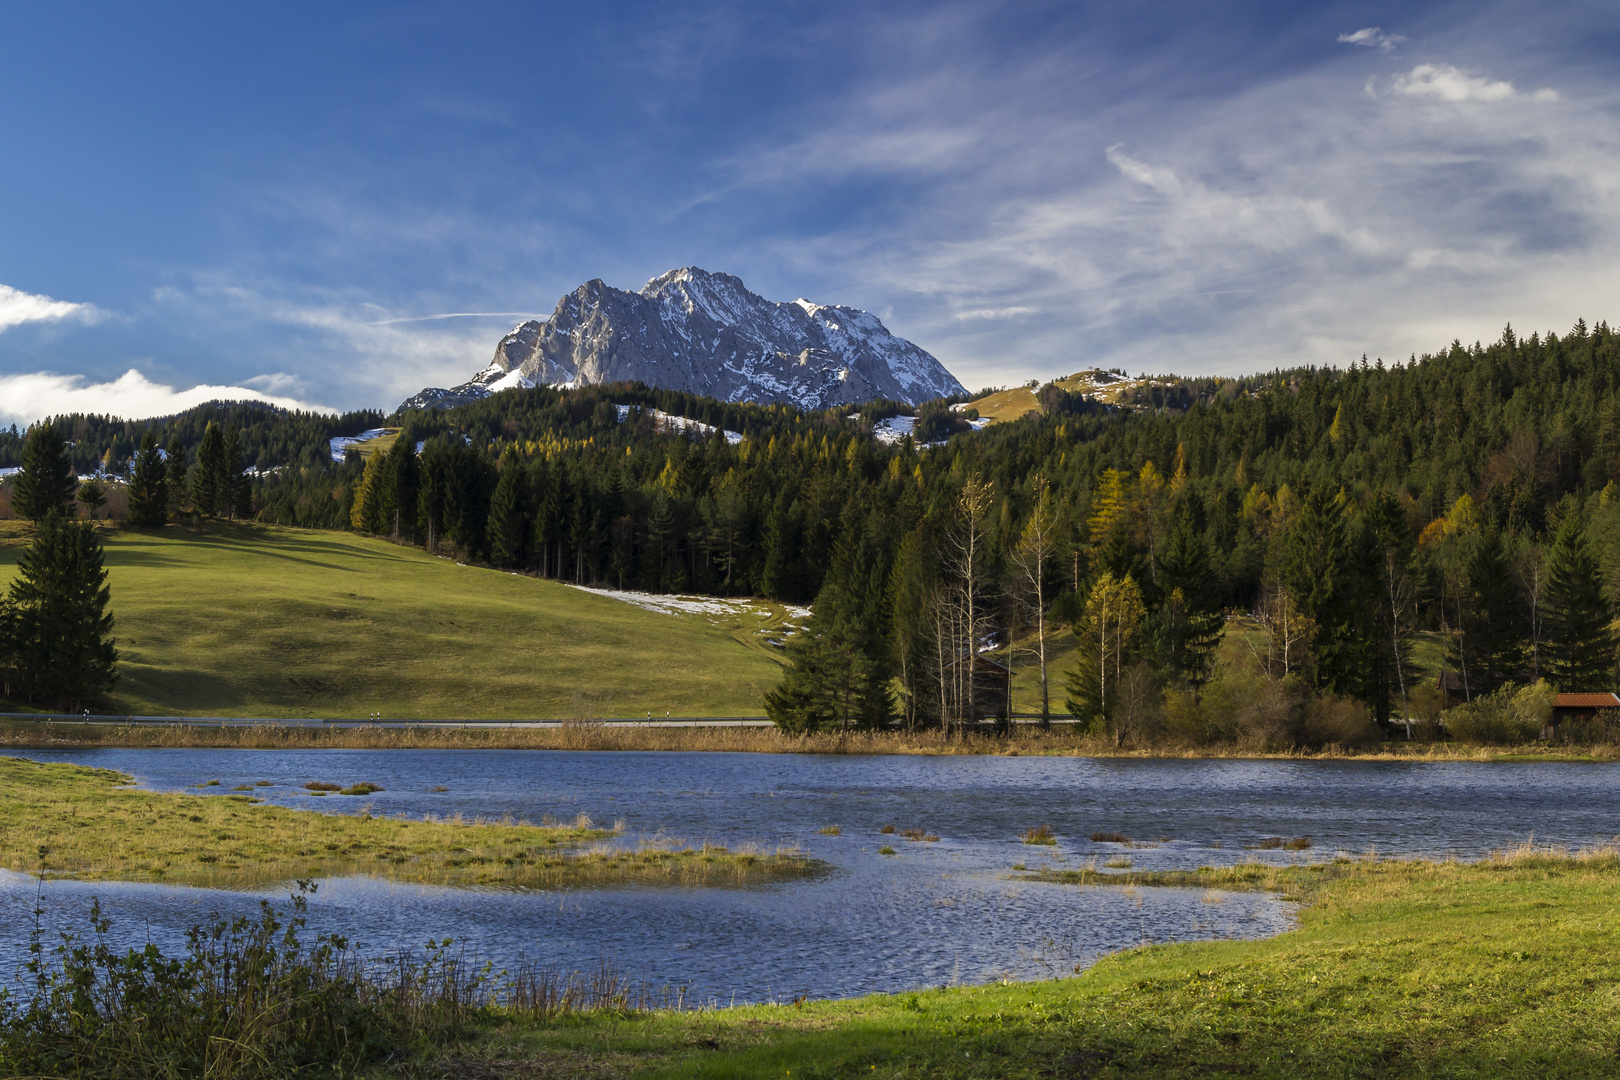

0,885,683,1080
1251,835,1312,850
1021,824,1057,846
1090,830,1131,843
818,825,841,836
0,757,819,890
11,714,1620,760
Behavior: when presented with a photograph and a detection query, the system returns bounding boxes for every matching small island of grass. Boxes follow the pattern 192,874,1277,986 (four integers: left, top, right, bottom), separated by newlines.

0,756,817,890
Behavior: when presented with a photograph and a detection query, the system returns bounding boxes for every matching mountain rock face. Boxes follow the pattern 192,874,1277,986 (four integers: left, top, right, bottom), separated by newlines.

397,268,966,413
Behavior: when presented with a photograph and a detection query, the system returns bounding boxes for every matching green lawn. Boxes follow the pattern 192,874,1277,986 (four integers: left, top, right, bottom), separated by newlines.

0,521,788,719
444,849,1620,1078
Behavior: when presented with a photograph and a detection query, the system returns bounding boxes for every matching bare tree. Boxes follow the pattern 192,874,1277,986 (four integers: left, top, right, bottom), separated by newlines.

939,477,995,735
1010,476,1058,727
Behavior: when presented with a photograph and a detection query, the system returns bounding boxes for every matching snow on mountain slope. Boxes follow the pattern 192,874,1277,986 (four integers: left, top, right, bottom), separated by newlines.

397,268,966,414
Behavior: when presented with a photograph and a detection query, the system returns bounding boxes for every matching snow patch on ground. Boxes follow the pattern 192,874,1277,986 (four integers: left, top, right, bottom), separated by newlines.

330,428,394,462
613,405,743,445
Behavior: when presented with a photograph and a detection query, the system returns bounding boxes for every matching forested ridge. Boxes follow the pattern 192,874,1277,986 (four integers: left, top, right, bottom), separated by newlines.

6,320,1620,735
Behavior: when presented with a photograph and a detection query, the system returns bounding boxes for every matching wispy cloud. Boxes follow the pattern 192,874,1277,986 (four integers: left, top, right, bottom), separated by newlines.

153,281,504,410
1391,63,1559,103
714,8,1620,391
1338,27,1404,54
0,369,332,428
0,283,99,333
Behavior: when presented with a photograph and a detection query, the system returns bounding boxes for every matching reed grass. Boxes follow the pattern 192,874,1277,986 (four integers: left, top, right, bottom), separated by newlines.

0,886,683,1080
1021,824,1057,845
0,756,818,890
12,717,1620,760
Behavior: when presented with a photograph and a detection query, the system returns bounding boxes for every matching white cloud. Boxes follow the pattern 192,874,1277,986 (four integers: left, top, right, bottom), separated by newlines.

154,282,510,410
0,283,98,333
720,12,1620,393
0,368,334,428
1391,63,1559,104
1338,27,1404,54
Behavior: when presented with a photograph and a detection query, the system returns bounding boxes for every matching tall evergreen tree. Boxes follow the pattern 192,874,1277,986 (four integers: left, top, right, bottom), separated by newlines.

1542,512,1615,690
487,448,532,569
1152,505,1224,685
764,524,894,733
127,431,169,526
13,424,76,521
2,510,117,709
1443,526,1524,698
221,426,249,519
191,422,225,516
164,433,188,519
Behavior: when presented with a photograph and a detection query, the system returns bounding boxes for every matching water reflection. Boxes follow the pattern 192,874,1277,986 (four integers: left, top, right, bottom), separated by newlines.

4,749,1615,1002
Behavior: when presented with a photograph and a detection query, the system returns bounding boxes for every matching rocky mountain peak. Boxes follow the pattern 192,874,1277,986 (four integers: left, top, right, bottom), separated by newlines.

398,268,966,414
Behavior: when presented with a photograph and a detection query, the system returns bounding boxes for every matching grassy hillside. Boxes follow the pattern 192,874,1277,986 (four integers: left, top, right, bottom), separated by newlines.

0,522,789,719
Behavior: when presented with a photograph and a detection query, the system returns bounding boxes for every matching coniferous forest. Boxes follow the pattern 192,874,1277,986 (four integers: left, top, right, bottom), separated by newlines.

6,321,1620,737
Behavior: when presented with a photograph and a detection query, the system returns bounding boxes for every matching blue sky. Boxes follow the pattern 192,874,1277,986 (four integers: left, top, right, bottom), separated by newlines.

0,1,1616,424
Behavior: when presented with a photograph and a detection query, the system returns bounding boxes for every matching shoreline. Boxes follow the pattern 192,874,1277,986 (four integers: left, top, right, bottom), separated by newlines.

2,717,1615,761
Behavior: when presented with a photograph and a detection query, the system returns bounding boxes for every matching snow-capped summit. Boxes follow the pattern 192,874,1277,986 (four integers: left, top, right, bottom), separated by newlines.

396,267,966,413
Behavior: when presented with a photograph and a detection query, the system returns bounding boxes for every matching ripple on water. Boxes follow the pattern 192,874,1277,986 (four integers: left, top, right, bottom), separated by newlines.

5,749,1616,1002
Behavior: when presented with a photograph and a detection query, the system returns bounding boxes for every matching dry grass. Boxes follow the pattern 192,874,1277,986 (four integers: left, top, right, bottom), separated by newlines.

7,717,1612,760
0,756,819,890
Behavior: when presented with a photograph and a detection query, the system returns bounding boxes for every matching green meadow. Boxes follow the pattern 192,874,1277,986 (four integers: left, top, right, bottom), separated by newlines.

0,521,789,719
457,848,1620,1078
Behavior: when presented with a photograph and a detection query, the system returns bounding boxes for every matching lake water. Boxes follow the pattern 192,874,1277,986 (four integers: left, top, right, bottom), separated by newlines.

4,749,1618,1003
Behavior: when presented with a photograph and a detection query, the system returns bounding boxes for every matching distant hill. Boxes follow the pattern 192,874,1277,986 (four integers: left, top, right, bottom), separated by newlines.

398,267,967,413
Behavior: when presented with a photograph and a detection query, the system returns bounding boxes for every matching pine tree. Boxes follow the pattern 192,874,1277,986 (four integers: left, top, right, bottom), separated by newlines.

1443,526,1525,697
192,422,225,516
1153,506,1224,685
13,424,76,521
165,433,188,519
127,431,169,526
385,435,420,541
75,478,107,519
1542,512,1615,690
3,510,117,709
764,526,894,733
221,426,248,520
487,447,532,569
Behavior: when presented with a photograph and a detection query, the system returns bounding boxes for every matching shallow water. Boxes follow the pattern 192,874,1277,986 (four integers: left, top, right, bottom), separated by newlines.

4,749,1617,1002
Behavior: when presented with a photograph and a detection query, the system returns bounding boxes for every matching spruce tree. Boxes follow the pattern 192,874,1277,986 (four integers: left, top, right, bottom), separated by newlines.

221,426,248,520
13,424,76,521
1154,507,1223,684
1443,526,1524,697
164,433,188,519
4,510,117,709
765,525,894,732
191,421,225,516
127,431,169,526
1542,513,1615,690
488,447,532,569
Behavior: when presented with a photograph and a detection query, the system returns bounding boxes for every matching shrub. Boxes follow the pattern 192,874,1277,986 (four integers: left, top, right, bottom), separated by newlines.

1302,693,1379,748
1443,681,1552,745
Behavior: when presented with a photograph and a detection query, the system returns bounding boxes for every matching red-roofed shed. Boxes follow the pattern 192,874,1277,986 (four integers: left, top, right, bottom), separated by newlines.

1550,693,1620,738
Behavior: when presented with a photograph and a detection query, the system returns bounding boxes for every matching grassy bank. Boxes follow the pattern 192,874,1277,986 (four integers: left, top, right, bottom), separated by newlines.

0,756,815,889
429,846,1620,1078
0,520,793,720
5,717,1618,761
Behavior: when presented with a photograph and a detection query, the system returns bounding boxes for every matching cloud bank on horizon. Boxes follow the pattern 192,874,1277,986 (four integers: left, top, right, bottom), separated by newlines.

0,1,1615,425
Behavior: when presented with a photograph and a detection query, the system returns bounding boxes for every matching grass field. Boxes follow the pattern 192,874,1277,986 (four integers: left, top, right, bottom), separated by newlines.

0,521,791,719
426,846,1620,1077
1,756,814,889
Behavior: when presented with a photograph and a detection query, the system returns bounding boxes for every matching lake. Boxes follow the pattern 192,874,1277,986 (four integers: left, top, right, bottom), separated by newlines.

4,749,1617,1003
